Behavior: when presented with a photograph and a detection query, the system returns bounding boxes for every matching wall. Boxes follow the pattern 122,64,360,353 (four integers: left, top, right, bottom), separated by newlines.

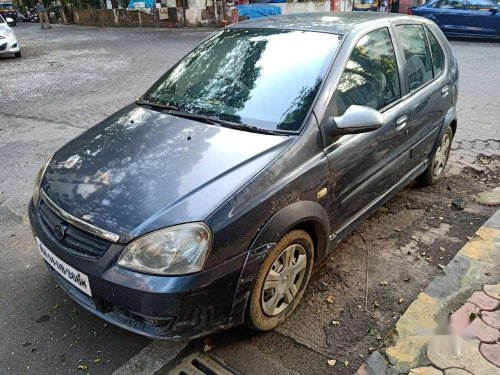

73,8,176,27
274,0,331,14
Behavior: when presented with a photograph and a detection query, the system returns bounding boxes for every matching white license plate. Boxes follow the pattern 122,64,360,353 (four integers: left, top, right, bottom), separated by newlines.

36,237,92,297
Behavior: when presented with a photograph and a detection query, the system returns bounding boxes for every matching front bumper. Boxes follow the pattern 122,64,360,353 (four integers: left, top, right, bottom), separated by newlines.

0,34,19,54
28,200,248,339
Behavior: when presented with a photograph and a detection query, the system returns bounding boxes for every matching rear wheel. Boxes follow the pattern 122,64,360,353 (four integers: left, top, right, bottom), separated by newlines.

245,230,314,331
417,126,453,186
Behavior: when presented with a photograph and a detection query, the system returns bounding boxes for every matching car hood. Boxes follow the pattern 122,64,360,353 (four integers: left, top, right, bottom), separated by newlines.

41,104,292,242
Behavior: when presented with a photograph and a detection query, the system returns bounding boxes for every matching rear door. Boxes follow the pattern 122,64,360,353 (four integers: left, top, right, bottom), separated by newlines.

393,23,451,169
464,0,500,37
433,0,471,35
319,27,411,232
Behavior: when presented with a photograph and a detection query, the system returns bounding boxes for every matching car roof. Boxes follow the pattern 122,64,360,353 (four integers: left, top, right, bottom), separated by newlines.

230,11,420,35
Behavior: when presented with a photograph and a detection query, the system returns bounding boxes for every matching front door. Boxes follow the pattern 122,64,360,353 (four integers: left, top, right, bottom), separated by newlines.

320,27,410,232
464,0,500,36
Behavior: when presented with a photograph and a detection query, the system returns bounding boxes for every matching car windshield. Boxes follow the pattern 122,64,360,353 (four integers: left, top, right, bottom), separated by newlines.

143,28,340,132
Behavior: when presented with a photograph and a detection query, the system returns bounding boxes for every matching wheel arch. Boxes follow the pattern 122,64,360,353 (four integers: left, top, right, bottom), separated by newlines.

249,200,331,262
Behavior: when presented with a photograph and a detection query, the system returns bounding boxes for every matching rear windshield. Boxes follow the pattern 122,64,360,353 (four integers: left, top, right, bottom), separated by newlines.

143,29,340,132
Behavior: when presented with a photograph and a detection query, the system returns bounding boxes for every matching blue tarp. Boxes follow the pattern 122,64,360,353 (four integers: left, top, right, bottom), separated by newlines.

235,4,282,19
128,0,154,9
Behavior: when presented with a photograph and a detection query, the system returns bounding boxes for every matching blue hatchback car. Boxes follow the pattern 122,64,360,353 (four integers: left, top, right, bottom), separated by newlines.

411,0,500,38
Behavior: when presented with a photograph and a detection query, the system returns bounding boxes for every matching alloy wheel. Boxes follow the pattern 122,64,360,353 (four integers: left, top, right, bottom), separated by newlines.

432,133,451,178
261,244,307,317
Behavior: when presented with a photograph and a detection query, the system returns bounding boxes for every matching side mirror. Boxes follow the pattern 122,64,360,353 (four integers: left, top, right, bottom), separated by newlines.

5,17,14,23
326,105,384,136
489,6,498,13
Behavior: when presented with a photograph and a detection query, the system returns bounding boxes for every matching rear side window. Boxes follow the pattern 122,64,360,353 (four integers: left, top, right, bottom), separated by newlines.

425,27,445,77
436,0,464,8
331,28,401,116
396,25,434,92
466,0,497,11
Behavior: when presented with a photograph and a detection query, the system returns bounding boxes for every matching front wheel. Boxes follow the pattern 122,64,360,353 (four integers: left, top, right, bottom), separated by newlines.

14,51,21,58
245,230,314,332
417,126,453,186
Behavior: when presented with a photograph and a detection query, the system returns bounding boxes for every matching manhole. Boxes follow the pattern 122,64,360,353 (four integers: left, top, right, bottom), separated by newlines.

169,352,235,375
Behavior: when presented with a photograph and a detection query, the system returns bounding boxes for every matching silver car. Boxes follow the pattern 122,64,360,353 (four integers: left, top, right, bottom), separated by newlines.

0,14,20,58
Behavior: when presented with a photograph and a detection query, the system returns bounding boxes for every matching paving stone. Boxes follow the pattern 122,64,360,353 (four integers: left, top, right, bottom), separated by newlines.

475,187,500,206
427,335,499,375
479,343,500,367
443,369,472,375
355,351,388,375
483,284,500,300
467,291,500,311
450,302,481,334
462,315,500,343
480,309,500,330
408,366,444,374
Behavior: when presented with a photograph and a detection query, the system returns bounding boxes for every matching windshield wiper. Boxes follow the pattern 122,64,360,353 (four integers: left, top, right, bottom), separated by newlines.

136,98,179,111
136,99,285,136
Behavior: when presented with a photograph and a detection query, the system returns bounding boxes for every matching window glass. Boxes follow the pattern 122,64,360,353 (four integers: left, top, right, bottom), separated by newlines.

144,29,340,132
466,0,496,10
396,25,434,92
425,27,445,78
437,0,465,8
331,28,400,117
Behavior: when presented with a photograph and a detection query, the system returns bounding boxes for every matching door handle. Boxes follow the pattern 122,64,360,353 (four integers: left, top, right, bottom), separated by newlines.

395,115,408,131
441,86,449,97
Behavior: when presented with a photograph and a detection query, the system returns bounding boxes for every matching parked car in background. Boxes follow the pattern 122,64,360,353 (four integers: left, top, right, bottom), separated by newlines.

410,0,500,38
352,0,379,11
29,12,458,339
0,14,20,57
0,2,17,26
26,8,39,22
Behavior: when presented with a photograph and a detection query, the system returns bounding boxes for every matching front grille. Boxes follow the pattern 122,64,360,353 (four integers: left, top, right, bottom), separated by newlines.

0,43,7,52
38,200,112,259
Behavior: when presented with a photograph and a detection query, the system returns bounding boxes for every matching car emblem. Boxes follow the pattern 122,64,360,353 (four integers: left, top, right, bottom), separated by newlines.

54,223,67,240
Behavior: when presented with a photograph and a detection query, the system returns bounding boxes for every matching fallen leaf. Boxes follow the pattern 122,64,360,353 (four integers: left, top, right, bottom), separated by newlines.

380,281,388,286
203,343,212,353
344,360,349,366
438,264,445,270
326,295,334,304
327,359,337,366
398,298,404,304
77,364,88,372
373,301,380,308
331,320,340,326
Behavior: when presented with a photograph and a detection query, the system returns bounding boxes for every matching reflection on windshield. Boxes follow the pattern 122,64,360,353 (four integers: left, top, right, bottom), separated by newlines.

144,29,340,132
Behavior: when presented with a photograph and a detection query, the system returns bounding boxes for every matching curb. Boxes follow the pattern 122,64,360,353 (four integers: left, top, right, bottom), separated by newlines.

356,208,500,375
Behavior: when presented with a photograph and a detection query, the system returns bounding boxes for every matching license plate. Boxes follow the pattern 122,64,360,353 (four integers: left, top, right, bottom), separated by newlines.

36,237,92,296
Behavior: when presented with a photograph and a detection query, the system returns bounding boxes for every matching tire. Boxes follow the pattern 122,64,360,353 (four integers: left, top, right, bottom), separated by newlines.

417,125,453,186
245,230,314,332
14,51,21,58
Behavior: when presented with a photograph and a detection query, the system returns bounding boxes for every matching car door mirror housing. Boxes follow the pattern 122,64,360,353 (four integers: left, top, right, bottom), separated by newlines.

489,6,498,13
5,17,14,23
326,105,384,136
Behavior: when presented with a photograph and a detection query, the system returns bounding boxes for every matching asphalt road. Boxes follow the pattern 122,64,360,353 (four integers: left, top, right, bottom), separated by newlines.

0,23,498,375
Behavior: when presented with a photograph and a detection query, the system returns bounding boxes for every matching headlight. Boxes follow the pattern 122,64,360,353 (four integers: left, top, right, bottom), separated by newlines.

33,155,52,205
117,223,212,275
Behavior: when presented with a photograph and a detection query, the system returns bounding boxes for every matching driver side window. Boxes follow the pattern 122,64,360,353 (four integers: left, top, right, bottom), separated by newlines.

329,28,401,117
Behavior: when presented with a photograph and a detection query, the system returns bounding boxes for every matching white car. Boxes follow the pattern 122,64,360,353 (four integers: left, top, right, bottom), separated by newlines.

0,14,20,58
